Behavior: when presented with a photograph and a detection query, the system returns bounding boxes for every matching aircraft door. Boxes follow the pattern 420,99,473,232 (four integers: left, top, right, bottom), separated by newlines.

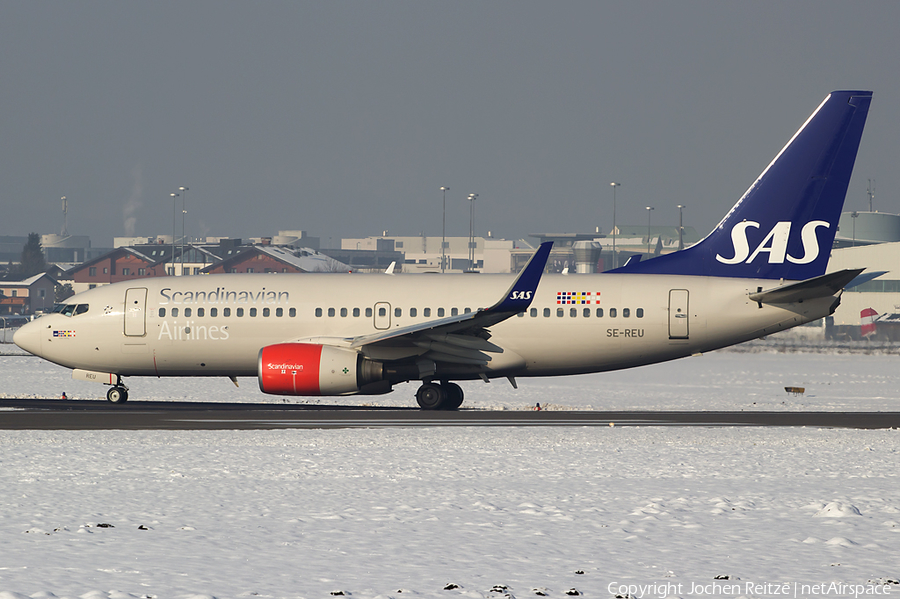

374,302,391,330
668,289,689,339
124,288,148,337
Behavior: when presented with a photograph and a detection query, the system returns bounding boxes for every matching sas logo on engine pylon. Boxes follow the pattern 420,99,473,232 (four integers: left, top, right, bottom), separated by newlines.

52,330,75,338
557,291,597,305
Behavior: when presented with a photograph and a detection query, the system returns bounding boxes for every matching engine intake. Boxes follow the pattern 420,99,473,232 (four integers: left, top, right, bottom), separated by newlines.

258,343,384,396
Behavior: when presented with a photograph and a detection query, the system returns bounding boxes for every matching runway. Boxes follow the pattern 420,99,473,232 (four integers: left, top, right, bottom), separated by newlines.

1,398,898,430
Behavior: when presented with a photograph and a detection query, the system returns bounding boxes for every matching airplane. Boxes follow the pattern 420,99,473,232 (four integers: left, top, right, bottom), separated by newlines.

15,90,873,410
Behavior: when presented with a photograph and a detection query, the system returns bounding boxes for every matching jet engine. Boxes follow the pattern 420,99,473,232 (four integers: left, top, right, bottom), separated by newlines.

258,343,385,396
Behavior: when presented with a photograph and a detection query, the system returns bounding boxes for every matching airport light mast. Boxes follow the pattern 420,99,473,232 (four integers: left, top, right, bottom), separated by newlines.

467,193,478,271
170,192,179,275
610,182,621,268
440,186,449,272
179,186,189,274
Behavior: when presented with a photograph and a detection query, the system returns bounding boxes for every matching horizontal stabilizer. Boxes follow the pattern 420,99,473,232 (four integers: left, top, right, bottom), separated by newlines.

845,270,886,289
749,268,864,304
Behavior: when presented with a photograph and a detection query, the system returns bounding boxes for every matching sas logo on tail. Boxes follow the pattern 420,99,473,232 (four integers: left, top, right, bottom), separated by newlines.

715,220,829,265
509,291,533,300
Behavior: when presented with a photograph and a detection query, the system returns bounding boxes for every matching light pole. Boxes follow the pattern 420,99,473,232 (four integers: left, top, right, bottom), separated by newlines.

867,179,875,212
170,192,179,275
851,211,859,247
467,193,478,271
610,183,621,268
676,204,685,250
61,196,68,237
179,186,188,274
440,186,449,272
645,206,655,254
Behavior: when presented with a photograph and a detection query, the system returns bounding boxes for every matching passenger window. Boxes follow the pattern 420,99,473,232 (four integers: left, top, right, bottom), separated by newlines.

328,308,335,317
378,307,386,317
530,308,537,317
464,308,471,314
557,308,564,317
289,308,296,317
159,308,166,317
637,308,644,318
424,308,431,317
185,308,192,317
353,308,360,317
438,308,445,317
316,308,323,317
211,308,218,317
517,312,524,317
543,308,550,317
276,308,283,317
198,308,205,317
583,308,590,317
237,308,244,317
394,308,401,317
366,307,373,318
610,308,617,317
249,308,257,317
451,308,458,316
623,308,630,318
596,308,604,317
224,308,231,317
263,308,270,317
172,307,179,317
341,308,348,317
410,308,417,317
570,308,577,317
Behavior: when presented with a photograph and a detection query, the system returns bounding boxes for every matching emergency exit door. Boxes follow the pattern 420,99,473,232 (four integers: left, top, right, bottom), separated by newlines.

124,288,148,337
668,289,689,339
374,302,391,330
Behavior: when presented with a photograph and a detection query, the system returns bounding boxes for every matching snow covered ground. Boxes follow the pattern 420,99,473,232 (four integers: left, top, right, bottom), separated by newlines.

1,347,899,598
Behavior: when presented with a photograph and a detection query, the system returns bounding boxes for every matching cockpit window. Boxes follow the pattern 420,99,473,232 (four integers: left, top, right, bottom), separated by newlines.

52,303,89,317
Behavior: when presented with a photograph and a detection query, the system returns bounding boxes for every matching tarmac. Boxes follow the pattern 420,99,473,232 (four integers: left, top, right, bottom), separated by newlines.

1,398,898,430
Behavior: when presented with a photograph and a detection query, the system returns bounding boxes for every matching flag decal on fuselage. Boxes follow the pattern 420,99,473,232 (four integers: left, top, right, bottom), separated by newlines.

556,292,597,305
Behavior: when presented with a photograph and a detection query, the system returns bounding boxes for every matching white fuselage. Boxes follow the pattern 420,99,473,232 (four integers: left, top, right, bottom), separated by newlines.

17,272,834,384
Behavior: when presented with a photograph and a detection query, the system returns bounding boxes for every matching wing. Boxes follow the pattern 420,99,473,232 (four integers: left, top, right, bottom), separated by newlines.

350,242,552,349
292,242,552,373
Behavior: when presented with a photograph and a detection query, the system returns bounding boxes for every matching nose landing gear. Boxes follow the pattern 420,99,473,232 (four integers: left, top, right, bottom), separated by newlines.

415,381,464,410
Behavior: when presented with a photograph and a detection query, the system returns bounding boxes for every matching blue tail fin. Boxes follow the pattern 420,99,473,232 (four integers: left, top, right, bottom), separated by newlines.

610,91,872,280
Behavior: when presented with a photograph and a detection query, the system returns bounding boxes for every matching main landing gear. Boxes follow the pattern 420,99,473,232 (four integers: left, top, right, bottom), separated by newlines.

106,375,129,404
416,381,464,410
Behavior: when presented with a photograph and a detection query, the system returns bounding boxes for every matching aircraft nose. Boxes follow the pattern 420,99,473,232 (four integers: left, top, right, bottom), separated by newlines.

13,319,42,356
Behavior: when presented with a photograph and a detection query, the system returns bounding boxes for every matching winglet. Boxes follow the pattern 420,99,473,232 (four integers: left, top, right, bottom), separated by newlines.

487,242,553,313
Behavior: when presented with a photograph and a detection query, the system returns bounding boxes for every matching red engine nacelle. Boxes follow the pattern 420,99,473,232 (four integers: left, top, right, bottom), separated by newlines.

258,343,383,396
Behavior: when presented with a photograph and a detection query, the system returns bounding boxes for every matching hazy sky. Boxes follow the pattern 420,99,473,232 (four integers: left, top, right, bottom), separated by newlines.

2,2,899,248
